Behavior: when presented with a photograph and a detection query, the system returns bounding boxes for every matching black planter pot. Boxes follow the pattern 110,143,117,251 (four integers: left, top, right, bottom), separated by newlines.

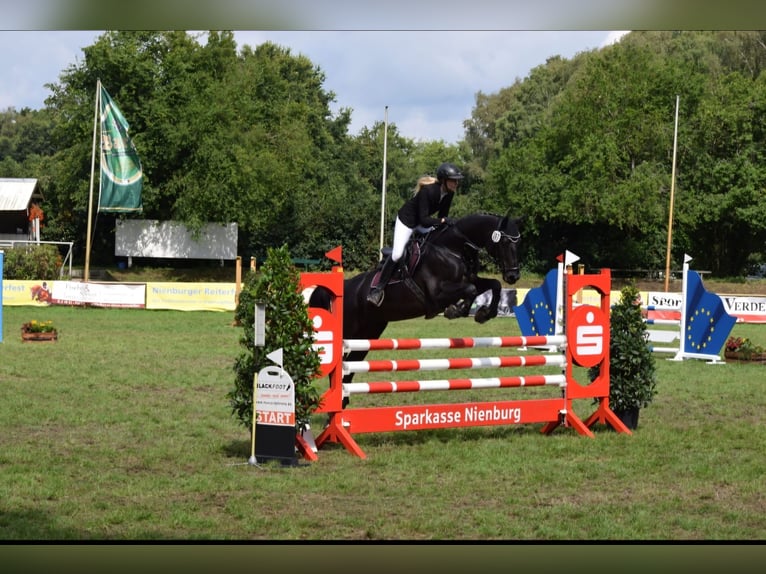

614,407,640,430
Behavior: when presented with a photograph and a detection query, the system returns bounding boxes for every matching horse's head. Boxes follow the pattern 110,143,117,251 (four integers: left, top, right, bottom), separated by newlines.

487,214,522,285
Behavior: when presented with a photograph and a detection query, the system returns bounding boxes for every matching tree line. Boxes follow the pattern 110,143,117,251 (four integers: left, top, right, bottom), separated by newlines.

1,30,764,276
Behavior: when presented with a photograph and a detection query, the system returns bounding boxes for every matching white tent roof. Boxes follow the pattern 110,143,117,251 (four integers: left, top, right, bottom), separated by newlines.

0,178,42,211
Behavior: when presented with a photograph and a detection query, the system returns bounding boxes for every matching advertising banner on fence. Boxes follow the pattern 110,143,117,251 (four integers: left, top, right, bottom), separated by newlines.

145,282,237,311
4,279,763,322
642,290,766,323
719,295,766,323
50,281,146,308
2,280,145,308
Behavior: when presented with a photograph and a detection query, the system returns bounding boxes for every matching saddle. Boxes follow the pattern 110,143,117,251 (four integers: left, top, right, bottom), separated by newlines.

371,231,430,288
370,230,443,316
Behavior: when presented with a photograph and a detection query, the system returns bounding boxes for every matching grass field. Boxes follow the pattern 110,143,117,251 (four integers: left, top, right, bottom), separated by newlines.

0,303,764,540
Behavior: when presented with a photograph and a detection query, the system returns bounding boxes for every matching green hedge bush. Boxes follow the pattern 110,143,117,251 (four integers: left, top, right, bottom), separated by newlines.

2,244,62,280
229,245,322,433
590,284,658,412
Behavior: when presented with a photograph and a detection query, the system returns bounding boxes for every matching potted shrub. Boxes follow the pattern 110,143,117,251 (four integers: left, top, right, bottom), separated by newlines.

589,284,657,429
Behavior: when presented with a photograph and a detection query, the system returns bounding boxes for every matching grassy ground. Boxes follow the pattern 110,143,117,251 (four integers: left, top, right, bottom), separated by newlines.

1,304,763,540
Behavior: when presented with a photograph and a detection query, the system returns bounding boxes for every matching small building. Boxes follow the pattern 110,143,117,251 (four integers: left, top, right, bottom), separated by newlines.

0,178,44,242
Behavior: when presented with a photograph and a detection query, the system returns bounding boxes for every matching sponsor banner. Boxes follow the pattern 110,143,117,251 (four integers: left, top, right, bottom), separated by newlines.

309,308,341,377
4,279,764,322
719,295,766,323
512,288,766,324
145,282,236,311
3,280,53,306
51,281,145,308
643,290,766,323
2,280,145,308
640,290,682,320
643,291,684,309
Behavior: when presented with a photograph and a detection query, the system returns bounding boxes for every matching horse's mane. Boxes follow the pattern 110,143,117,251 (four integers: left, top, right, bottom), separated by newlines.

448,212,501,224
459,211,506,220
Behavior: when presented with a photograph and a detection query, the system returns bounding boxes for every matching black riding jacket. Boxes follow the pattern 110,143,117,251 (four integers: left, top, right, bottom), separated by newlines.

397,182,453,228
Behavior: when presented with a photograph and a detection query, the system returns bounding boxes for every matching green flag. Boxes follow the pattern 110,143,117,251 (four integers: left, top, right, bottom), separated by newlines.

99,85,143,213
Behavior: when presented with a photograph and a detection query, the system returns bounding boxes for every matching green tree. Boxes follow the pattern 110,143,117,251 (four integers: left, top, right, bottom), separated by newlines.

41,31,377,268
590,284,657,418
470,31,766,275
8,29,766,276
229,245,321,433
676,70,766,275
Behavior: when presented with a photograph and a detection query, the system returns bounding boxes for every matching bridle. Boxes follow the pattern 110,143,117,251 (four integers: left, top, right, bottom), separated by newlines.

433,213,520,275
487,217,521,276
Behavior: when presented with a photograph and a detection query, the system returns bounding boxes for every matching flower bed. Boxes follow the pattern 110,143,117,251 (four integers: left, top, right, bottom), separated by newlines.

724,336,765,363
21,321,58,342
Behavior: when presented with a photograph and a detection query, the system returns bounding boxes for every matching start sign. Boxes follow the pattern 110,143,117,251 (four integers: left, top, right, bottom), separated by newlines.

255,365,296,463
256,366,295,427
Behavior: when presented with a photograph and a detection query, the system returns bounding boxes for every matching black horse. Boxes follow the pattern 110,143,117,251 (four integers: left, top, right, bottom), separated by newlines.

309,212,522,386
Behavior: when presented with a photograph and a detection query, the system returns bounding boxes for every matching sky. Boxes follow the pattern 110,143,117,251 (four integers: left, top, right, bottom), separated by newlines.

0,30,629,144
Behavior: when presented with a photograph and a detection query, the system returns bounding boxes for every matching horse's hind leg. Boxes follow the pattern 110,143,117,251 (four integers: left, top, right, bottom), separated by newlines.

444,299,472,319
436,281,478,319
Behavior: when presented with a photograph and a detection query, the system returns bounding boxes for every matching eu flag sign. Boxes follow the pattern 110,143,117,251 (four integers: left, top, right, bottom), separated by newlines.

683,270,736,356
514,268,558,336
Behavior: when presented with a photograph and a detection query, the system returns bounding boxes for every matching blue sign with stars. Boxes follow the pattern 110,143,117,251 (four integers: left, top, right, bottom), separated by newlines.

683,270,736,355
514,268,558,336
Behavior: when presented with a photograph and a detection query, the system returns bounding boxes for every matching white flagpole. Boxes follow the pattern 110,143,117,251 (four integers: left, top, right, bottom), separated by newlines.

664,95,680,292
84,79,100,283
378,106,389,260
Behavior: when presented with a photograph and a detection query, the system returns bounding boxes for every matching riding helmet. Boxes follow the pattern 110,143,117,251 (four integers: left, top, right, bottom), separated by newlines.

436,162,464,182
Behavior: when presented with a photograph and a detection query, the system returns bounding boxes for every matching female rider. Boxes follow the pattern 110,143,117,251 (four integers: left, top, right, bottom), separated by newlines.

367,162,464,306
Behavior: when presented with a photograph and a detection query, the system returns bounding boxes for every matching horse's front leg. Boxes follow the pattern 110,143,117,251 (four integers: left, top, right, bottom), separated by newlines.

471,277,502,324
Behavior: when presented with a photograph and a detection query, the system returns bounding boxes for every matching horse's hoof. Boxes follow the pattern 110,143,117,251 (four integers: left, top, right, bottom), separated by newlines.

444,305,460,319
474,307,492,324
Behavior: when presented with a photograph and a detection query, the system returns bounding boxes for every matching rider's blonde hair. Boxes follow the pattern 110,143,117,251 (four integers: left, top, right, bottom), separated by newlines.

413,175,438,196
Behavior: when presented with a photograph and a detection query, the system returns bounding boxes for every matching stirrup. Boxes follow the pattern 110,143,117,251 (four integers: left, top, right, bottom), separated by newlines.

367,288,385,307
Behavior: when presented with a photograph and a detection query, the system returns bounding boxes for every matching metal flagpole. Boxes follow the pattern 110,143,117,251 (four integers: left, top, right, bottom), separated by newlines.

84,79,101,283
378,106,389,260
664,95,680,292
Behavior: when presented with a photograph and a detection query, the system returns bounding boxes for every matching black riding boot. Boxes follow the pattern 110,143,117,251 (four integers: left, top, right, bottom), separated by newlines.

367,256,397,307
